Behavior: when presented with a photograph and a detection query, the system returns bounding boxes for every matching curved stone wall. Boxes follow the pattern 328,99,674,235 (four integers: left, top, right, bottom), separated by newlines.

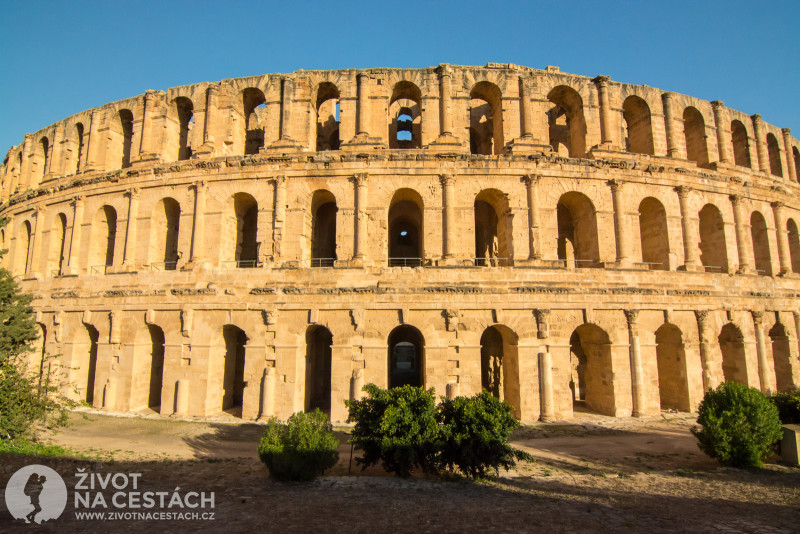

1,63,799,423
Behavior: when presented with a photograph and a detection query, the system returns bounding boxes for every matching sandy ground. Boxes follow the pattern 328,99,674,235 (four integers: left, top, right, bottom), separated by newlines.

1,409,798,533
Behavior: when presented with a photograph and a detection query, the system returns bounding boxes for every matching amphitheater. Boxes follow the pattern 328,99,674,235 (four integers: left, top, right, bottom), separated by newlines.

1,63,799,424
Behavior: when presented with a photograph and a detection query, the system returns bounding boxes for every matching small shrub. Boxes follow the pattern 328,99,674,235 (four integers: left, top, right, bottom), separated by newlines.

437,390,532,478
346,384,440,477
257,409,339,481
691,382,782,467
768,389,800,424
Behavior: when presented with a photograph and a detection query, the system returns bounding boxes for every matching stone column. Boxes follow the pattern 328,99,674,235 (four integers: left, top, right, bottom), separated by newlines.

772,201,791,275
260,367,276,419
356,73,369,136
751,311,773,392
729,194,752,274
280,77,292,141
752,115,767,173
675,186,699,270
66,196,85,275
84,108,101,171
438,66,452,136
609,180,631,265
440,174,455,260
694,310,717,391
122,188,140,269
189,181,207,265
272,175,287,262
593,75,613,146
48,122,65,179
625,310,646,417
138,90,159,161
523,174,542,260
353,173,368,261
519,75,533,138
19,134,32,190
28,207,45,276
711,101,731,164
662,92,679,158
197,83,220,155
782,129,797,182
538,352,554,422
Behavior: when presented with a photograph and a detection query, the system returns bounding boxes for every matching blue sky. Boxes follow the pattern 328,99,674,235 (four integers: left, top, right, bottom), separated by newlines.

1,0,798,154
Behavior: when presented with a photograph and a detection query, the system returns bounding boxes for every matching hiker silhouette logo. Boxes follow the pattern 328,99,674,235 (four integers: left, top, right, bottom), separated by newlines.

5,465,68,524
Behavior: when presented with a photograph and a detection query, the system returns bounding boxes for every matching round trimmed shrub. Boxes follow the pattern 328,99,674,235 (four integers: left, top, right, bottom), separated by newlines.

768,389,800,424
691,382,782,468
258,409,339,481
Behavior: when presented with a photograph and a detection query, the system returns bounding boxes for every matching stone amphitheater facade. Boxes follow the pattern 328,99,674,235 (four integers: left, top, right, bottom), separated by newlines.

2,63,800,424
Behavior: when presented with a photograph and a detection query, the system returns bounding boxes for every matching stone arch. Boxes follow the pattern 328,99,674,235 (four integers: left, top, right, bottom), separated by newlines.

388,325,424,388
305,325,333,412
388,188,424,266
698,203,728,273
655,323,690,411
310,189,337,267
221,325,248,414
547,85,586,158
175,96,194,161
47,212,68,276
119,109,134,169
683,106,708,166
242,88,266,155
788,218,800,273
225,193,258,268
474,188,513,266
316,82,340,151
37,136,49,183
622,96,654,155
719,323,747,385
769,322,795,392
389,81,422,149
469,81,504,155
766,133,783,177
750,211,772,276
14,220,32,275
569,324,615,416
556,192,600,268
88,205,117,271
730,120,751,168
479,324,520,418
638,197,669,270
74,323,99,404
148,197,181,269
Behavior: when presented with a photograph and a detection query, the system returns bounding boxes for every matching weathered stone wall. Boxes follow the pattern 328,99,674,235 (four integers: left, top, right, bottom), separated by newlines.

1,64,799,423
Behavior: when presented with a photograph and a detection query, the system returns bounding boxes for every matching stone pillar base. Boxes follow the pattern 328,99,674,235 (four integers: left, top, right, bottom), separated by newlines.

341,134,386,150
505,137,552,155
427,133,466,152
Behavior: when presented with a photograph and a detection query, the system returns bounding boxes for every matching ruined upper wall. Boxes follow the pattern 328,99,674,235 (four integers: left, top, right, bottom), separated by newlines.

1,63,799,202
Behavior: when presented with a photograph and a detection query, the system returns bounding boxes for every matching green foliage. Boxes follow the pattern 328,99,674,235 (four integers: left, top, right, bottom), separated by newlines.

0,439,81,458
437,390,532,478
768,389,800,425
346,384,441,477
257,409,339,481
691,382,782,467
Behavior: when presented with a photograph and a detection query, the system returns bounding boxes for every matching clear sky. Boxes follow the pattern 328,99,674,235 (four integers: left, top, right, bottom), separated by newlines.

1,0,798,154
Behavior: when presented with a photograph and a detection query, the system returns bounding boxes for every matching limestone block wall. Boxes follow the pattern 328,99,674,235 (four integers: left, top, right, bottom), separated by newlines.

2,64,800,423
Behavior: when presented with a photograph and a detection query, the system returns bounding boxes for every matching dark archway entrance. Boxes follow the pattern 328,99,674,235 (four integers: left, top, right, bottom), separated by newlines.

388,325,424,388
305,325,332,412
222,325,247,413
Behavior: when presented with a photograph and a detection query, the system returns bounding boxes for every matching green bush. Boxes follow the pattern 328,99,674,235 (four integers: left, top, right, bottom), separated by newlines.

437,390,532,478
768,389,800,424
346,384,441,477
691,382,782,467
257,409,339,481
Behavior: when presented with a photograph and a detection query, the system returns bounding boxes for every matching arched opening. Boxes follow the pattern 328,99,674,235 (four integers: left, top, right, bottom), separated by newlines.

175,97,194,161
232,193,258,268
310,190,337,267
655,324,690,411
48,213,68,276
305,325,332,412
88,205,117,272
730,120,751,168
622,96,654,155
788,218,800,273
147,324,165,409
750,211,773,276
242,88,266,155
683,107,709,167
39,137,49,181
119,109,134,169
388,325,424,388
388,189,423,267
389,81,422,149
149,198,181,270
14,220,32,275
556,192,600,268
480,325,520,418
547,85,586,158
698,204,728,273
719,323,747,385
766,133,783,177
769,323,795,392
79,323,99,404
569,324,615,416
222,325,247,413
316,82,340,151
469,81,504,155
474,189,513,266
74,123,85,174
793,147,800,183
638,197,670,270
